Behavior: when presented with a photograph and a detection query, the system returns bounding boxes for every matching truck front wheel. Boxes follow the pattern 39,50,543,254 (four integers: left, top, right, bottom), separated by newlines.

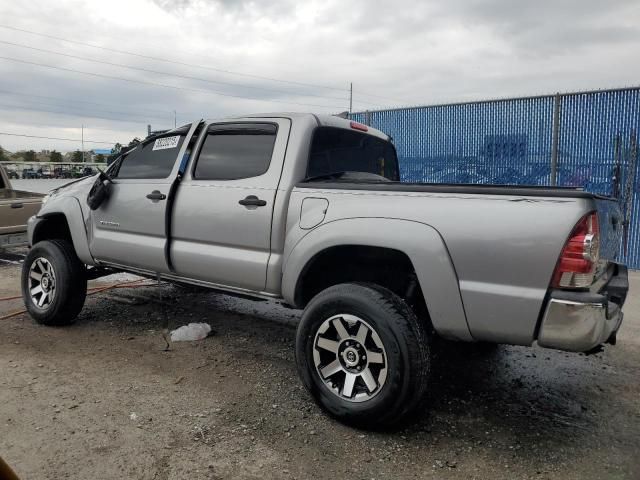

21,240,87,326
295,283,431,429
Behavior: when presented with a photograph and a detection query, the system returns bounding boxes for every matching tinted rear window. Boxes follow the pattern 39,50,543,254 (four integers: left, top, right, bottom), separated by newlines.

194,124,277,180
307,127,399,180
116,135,185,179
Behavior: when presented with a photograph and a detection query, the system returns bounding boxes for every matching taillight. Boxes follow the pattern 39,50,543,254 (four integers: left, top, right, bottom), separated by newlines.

552,212,600,289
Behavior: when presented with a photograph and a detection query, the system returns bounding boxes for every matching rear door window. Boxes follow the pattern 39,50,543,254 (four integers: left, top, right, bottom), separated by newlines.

115,134,186,179
193,123,277,180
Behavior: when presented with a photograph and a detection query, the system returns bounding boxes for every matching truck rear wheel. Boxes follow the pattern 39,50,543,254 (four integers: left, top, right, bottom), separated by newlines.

295,283,431,429
21,240,87,326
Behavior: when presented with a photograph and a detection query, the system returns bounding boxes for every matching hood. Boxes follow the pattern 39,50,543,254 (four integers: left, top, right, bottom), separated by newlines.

48,175,96,195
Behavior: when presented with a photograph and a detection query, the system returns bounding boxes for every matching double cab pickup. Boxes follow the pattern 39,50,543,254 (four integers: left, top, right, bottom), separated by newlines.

21,113,629,427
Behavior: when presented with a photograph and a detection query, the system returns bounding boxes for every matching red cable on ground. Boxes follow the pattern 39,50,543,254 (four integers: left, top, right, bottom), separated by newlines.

0,278,157,320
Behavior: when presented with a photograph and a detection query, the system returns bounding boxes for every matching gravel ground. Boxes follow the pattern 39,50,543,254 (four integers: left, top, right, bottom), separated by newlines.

1,246,639,479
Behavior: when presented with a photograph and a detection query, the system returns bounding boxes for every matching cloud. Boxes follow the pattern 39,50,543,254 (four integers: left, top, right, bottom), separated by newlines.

0,0,638,151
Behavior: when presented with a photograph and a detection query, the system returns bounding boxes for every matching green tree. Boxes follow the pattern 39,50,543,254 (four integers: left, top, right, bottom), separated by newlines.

0,146,7,162
108,143,123,164
50,150,63,162
72,150,84,163
23,150,37,162
96,153,106,163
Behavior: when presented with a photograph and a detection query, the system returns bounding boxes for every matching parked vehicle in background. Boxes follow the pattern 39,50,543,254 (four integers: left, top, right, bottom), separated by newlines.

0,165,44,248
53,167,73,179
22,168,39,179
21,113,629,428
38,168,53,179
7,169,19,179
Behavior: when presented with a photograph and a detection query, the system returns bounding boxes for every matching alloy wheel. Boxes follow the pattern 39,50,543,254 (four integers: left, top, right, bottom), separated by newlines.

28,257,56,309
312,314,388,402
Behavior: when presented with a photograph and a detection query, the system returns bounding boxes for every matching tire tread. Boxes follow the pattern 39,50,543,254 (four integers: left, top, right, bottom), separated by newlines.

296,282,431,429
22,239,87,326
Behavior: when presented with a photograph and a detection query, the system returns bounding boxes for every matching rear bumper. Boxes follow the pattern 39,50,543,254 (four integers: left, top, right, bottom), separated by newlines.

537,264,628,352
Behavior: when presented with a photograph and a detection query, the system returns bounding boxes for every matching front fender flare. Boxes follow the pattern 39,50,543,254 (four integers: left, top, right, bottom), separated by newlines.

283,217,472,341
29,196,94,265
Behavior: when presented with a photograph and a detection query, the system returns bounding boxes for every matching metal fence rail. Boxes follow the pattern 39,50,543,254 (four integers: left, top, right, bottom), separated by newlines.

351,87,640,269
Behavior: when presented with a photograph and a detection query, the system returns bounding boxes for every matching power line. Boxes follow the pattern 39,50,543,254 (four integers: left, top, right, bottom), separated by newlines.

0,55,346,110
0,95,173,123
0,131,118,145
0,40,353,104
0,88,174,117
356,90,412,105
0,116,138,133
0,101,169,126
0,24,348,93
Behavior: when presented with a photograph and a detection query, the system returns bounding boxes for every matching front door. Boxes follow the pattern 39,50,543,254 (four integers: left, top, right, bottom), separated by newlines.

89,127,192,272
171,119,291,292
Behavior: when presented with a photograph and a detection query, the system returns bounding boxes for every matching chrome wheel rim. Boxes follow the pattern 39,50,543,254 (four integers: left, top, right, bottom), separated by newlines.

28,257,56,309
313,314,388,403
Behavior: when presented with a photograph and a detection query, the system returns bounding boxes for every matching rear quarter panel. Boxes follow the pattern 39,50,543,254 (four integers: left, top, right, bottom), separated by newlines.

284,187,594,345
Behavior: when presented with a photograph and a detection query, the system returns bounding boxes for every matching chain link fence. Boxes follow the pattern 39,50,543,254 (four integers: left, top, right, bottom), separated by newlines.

350,87,640,269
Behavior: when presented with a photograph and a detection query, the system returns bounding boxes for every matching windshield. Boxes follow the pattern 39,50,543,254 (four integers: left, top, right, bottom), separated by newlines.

306,127,400,181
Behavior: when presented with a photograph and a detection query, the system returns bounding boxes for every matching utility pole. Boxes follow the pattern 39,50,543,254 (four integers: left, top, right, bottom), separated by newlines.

174,110,177,128
349,83,353,114
81,125,85,163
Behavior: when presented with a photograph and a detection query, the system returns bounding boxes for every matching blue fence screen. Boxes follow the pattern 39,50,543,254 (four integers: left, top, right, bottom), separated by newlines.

350,88,640,269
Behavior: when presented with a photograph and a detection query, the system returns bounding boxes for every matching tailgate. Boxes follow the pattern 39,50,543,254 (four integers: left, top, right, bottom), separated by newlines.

595,198,624,262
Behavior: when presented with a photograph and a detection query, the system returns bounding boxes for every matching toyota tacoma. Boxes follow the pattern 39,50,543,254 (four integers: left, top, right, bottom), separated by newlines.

21,113,629,428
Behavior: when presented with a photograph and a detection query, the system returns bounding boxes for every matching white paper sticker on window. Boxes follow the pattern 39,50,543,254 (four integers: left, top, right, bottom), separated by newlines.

153,136,180,151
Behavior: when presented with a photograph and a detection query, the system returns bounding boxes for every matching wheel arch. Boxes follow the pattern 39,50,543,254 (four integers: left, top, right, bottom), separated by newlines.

283,217,472,341
29,196,94,265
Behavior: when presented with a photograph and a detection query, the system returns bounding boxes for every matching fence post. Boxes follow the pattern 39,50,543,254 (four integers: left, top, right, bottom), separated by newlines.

550,93,562,186
365,110,371,126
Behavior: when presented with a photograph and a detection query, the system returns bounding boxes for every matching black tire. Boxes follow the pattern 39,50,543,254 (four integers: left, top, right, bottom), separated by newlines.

21,240,87,326
295,283,431,429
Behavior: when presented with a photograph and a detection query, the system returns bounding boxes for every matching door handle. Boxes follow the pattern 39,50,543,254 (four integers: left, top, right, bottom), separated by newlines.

146,190,167,201
238,195,267,207
10,202,24,209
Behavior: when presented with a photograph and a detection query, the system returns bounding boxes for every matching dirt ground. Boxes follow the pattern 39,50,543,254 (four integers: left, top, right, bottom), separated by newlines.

1,246,639,480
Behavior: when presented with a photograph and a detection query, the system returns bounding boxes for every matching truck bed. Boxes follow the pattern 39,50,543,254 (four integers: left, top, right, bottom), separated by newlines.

297,180,615,200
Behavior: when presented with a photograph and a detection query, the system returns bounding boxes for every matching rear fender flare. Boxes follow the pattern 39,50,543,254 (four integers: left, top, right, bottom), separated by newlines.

283,217,472,341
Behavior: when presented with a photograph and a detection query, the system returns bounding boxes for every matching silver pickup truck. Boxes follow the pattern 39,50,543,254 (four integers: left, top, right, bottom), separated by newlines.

21,113,629,428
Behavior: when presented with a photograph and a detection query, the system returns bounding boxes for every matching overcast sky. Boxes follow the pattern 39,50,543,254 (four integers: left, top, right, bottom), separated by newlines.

0,0,638,152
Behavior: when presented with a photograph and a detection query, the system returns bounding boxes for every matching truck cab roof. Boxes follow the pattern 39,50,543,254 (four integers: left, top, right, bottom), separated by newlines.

203,112,391,141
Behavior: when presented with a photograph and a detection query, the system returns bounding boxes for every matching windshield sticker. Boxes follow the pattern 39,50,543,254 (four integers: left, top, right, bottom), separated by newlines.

153,136,180,151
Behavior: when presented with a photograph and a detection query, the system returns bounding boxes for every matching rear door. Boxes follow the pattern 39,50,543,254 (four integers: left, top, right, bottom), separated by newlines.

89,127,192,272
171,119,291,291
